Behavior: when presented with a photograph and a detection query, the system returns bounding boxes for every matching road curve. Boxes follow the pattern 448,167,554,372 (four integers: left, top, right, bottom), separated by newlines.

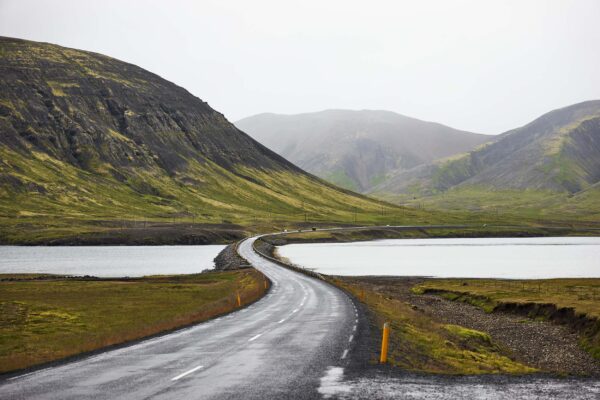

0,236,358,400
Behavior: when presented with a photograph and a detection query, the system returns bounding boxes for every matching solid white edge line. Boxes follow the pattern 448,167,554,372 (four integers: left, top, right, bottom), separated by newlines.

248,333,263,342
171,365,203,381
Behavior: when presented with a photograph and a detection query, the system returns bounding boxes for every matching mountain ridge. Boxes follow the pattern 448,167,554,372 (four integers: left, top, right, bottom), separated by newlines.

0,36,405,242
370,100,600,196
236,109,491,192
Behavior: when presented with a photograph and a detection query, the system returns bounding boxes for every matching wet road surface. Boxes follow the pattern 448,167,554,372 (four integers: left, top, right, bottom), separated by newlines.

0,236,358,399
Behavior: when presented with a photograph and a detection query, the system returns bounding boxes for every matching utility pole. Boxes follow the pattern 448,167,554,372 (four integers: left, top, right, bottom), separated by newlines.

302,200,307,223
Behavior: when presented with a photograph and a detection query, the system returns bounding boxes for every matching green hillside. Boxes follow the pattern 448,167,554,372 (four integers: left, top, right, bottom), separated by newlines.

371,101,600,224
0,37,417,243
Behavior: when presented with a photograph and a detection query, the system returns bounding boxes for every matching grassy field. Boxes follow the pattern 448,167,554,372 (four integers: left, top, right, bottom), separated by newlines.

0,269,267,374
331,277,535,374
5,144,599,245
413,279,600,359
0,144,429,244
377,186,600,225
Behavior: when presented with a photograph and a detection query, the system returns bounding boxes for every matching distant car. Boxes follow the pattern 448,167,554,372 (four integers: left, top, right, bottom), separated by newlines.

283,229,288,232
312,227,317,231
386,224,390,227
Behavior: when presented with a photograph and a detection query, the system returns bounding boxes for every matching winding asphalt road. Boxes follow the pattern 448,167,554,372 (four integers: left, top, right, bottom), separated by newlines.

0,236,358,399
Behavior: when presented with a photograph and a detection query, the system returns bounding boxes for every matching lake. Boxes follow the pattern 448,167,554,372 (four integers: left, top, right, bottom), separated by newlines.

0,245,226,277
277,237,600,279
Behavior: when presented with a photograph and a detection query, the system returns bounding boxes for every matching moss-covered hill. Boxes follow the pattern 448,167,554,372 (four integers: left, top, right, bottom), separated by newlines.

370,101,600,223
0,37,415,243
372,100,600,196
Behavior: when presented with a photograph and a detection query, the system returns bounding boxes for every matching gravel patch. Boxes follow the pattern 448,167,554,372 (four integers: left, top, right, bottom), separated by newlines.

345,277,600,376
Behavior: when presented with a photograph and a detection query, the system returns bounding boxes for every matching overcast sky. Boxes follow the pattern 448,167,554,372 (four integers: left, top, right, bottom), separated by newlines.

1,0,599,134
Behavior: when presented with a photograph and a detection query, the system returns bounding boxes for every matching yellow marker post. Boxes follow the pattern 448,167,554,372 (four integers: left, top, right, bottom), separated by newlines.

380,322,390,363
264,280,268,290
236,291,242,307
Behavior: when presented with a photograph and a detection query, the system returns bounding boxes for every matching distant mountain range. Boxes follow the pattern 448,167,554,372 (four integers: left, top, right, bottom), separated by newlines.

370,100,600,196
236,110,491,192
0,37,398,242
237,101,600,210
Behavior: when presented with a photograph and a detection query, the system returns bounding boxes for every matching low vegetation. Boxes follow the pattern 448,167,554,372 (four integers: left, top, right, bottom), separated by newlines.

0,269,267,374
268,225,582,247
413,279,600,359
330,277,536,374
378,186,600,226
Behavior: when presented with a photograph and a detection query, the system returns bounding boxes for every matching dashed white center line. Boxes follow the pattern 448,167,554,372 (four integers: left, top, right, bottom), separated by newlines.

248,333,263,342
348,335,354,342
355,319,358,323
278,318,286,324
341,349,349,359
171,365,203,381
353,325,357,332
292,308,299,313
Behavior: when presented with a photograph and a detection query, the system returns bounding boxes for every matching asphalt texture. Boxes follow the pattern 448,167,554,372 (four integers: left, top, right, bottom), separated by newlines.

0,236,359,400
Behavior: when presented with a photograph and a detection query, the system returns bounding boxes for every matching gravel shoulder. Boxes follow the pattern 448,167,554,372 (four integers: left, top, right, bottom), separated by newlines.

342,276,600,376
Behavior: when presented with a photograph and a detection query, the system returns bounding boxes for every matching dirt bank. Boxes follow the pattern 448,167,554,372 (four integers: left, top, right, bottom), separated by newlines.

342,276,600,376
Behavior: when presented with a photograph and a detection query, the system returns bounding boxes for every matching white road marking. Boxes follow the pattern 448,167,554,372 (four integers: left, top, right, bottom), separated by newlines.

355,319,358,323
348,335,354,342
292,308,299,313
248,333,263,342
352,325,357,332
171,365,203,381
341,349,349,359
278,318,286,323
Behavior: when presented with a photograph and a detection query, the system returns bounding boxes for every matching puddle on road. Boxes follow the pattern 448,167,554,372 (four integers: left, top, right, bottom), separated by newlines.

318,366,351,398
317,373,600,399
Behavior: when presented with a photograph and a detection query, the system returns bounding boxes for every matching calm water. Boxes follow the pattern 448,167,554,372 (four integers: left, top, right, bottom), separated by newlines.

0,245,225,277
278,237,600,279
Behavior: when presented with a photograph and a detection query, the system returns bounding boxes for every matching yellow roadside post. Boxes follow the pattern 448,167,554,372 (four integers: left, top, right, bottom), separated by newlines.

236,291,242,307
264,279,268,290
380,322,390,363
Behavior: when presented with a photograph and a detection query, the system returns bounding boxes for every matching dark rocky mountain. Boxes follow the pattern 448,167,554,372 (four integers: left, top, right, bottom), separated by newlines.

371,100,600,196
235,110,490,192
0,37,395,240
0,37,295,177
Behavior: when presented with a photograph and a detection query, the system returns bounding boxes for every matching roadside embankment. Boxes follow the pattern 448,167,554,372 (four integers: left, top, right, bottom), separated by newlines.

0,268,268,375
214,242,251,270
260,225,587,247
330,277,536,375
260,237,537,375
263,229,600,376
414,279,600,366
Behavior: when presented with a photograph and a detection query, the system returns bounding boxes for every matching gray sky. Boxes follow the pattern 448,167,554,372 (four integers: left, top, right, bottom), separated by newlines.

1,0,599,134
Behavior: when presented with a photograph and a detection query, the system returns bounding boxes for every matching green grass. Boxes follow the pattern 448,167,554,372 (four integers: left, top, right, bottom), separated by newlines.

323,169,359,191
413,278,600,318
0,270,267,373
0,144,456,243
413,278,600,359
330,278,535,374
376,186,600,225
